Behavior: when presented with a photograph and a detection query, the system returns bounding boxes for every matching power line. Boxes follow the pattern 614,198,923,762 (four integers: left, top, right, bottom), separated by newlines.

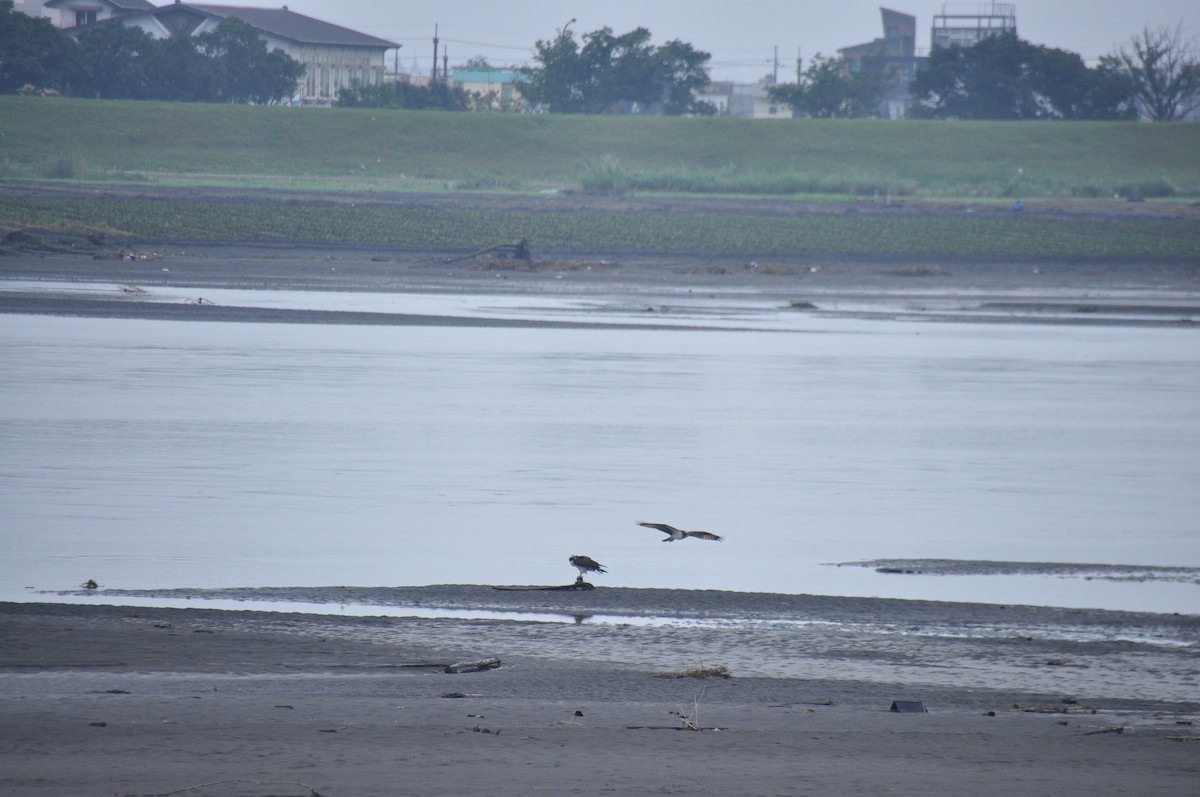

440,38,535,52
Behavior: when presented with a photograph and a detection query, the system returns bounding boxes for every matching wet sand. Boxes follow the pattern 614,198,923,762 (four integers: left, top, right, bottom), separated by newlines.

2,219,1199,329
2,590,1198,797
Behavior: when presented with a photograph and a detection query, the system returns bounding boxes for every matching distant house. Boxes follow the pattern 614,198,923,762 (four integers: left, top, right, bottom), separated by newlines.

41,0,155,28
700,78,787,119
43,1,397,106
449,67,527,112
838,7,921,119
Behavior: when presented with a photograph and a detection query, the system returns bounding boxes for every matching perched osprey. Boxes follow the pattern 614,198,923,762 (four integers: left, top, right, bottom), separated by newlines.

569,555,607,580
638,521,724,542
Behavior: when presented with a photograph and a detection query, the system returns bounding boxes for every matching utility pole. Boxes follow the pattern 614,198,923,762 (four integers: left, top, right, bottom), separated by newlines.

773,45,779,85
432,23,439,82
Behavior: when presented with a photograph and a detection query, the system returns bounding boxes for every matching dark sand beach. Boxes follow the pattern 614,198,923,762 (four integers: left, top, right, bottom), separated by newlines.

2,589,1198,797
2,188,1199,795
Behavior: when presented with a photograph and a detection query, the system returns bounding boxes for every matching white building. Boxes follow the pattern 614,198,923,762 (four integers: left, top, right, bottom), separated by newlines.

41,1,397,106
37,0,154,26
700,78,786,119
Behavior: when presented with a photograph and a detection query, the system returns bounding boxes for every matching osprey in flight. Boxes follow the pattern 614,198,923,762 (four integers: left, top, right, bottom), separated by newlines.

569,555,607,580
638,521,724,542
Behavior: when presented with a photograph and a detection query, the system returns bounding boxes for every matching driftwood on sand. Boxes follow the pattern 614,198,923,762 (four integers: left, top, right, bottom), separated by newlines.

443,238,530,264
444,657,502,674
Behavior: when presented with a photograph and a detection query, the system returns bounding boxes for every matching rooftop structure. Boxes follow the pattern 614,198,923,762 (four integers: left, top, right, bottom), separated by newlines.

838,8,920,119
931,2,1017,50
839,7,917,63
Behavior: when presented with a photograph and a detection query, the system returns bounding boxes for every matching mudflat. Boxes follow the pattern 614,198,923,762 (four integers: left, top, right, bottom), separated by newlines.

1,185,1198,330
2,590,1197,797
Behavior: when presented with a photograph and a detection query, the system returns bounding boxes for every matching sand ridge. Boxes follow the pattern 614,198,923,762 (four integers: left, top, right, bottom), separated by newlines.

2,598,1198,796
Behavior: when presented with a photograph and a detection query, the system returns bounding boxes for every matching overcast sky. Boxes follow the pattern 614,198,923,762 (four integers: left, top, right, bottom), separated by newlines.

280,0,1197,82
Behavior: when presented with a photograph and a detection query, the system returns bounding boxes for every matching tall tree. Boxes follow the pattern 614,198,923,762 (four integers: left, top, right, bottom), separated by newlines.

910,34,1041,119
74,24,159,100
768,53,889,118
910,33,1136,120
195,18,304,104
656,39,716,115
1116,24,1200,121
517,24,583,112
518,26,711,114
0,0,85,94
1029,48,1136,120
151,35,217,102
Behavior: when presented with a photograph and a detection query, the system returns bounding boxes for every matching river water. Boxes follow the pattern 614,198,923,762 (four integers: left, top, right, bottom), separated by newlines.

2,289,1198,615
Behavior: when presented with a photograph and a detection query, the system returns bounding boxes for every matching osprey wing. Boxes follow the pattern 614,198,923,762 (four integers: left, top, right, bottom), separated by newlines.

637,521,681,535
686,531,724,541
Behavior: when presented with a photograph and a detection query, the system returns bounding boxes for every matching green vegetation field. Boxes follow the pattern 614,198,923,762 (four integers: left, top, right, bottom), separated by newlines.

3,194,1198,261
3,96,1199,198
2,97,1199,260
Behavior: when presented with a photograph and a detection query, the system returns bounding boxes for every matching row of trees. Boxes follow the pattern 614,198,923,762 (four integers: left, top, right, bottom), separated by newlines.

3,0,1195,119
516,26,714,115
771,27,1199,121
910,34,1137,120
334,26,715,115
0,1,302,103
768,54,894,119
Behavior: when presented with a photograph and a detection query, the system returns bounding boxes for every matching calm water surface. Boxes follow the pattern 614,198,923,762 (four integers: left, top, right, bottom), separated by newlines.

2,302,1198,614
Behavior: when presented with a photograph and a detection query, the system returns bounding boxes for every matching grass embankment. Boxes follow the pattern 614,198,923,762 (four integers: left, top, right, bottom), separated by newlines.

2,96,1199,198
3,194,1198,260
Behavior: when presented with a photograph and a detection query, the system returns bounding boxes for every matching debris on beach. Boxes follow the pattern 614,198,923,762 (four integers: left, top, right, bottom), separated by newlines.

768,699,835,709
1013,703,1098,714
627,687,727,732
555,709,585,726
444,238,531,264
652,664,731,679
444,658,501,674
